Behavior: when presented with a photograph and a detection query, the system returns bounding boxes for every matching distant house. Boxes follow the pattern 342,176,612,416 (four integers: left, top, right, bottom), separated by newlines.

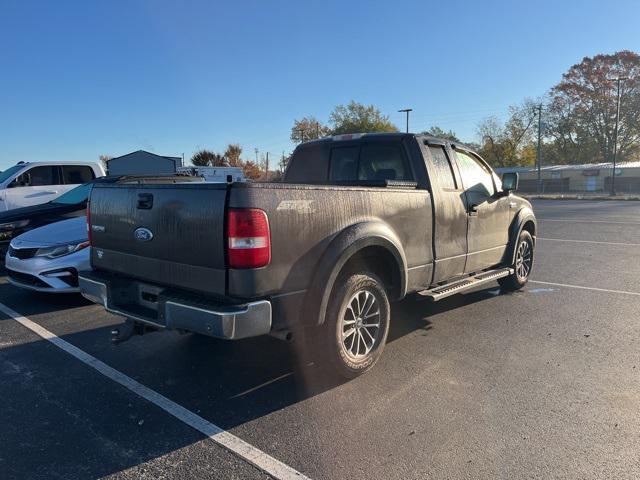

106,150,182,176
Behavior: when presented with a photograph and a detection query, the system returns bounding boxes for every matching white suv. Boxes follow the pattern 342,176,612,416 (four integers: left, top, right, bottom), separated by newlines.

0,161,105,211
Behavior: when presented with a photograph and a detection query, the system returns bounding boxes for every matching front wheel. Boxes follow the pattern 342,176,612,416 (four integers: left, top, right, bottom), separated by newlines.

316,272,390,379
499,230,534,291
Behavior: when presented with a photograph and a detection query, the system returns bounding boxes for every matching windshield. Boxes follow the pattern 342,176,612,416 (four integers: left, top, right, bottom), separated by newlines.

51,182,92,205
0,164,25,184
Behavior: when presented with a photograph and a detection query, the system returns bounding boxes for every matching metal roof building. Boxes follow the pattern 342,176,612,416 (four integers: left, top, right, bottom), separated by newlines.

495,161,640,193
106,150,182,176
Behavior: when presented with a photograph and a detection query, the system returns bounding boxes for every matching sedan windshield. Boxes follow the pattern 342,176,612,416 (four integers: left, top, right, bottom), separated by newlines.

51,182,92,205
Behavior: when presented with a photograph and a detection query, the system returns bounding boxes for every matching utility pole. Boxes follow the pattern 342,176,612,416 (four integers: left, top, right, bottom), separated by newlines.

315,122,320,139
610,76,628,195
398,108,413,133
265,152,269,181
254,148,259,164
297,128,306,143
535,104,543,194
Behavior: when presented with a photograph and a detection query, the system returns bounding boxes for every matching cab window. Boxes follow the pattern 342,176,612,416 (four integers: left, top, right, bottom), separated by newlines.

11,165,59,187
329,147,359,181
455,150,495,196
329,142,413,182
62,165,95,184
358,143,412,181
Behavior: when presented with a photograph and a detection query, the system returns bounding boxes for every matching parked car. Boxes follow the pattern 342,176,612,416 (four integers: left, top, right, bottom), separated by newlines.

0,161,105,212
79,133,536,378
5,216,89,293
0,174,205,257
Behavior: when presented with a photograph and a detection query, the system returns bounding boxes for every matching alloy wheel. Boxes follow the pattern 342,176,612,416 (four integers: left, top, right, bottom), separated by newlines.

341,289,381,360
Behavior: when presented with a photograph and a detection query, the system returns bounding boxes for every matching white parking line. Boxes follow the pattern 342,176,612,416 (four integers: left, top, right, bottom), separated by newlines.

539,218,640,225
0,302,310,480
530,280,640,297
537,237,640,247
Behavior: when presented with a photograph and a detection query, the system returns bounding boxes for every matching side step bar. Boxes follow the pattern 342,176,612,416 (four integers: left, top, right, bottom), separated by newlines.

417,267,513,302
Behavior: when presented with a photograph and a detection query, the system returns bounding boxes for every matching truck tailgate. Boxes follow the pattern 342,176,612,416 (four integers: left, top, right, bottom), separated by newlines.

89,183,227,295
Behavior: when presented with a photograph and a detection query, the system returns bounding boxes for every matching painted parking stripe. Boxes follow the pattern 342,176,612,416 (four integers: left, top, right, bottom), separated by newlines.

530,280,640,297
539,218,640,225
0,302,310,480
537,237,640,247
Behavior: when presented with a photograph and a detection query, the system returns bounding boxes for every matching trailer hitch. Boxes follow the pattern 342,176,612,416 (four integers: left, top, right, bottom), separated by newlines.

110,319,158,345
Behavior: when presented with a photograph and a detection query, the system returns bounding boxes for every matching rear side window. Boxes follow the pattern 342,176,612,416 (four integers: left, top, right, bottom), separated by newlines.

63,165,95,184
358,144,412,181
26,166,58,186
428,145,457,189
329,147,359,181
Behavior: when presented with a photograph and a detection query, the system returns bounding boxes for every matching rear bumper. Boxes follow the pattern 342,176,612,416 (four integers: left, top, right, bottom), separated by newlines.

78,271,272,340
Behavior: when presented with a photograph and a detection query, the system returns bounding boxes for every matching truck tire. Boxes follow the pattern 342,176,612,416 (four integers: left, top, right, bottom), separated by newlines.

499,229,534,291
316,272,390,379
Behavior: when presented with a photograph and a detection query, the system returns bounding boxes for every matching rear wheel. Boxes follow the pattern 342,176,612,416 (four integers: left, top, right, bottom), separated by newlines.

316,272,390,379
499,230,534,291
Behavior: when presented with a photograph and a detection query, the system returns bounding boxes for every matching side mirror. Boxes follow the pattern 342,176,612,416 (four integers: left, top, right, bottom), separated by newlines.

502,172,519,192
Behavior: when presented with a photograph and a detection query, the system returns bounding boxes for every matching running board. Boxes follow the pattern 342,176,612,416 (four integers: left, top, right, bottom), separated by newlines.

417,267,514,302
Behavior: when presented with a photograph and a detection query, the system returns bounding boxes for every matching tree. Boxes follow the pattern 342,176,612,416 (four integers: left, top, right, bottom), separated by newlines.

224,144,243,167
191,149,226,167
477,116,511,166
329,101,399,135
549,51,640,164
290,116,330,143
476,101,539,167
422,126,460,142
191,149,215,166
242,160,262,180
210,153,227,167
278,153,291,172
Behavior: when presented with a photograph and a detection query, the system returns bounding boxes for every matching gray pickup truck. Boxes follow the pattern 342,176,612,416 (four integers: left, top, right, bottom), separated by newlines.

79,133,536,377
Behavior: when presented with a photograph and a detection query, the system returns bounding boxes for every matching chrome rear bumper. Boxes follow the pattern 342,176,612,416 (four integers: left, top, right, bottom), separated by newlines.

78,272,272,340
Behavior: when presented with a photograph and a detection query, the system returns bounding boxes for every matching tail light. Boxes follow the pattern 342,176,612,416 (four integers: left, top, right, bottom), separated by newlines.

227,208,271,268
86,201,92,245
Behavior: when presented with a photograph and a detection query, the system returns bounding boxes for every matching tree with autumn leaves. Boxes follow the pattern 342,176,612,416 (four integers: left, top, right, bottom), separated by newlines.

190,144,264,180
477,51,640,167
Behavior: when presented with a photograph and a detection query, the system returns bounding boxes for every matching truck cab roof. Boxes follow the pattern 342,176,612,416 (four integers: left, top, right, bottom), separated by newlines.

298,132,476,153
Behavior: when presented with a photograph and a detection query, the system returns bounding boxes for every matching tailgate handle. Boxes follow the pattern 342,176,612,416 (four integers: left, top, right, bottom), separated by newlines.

137,193,153,209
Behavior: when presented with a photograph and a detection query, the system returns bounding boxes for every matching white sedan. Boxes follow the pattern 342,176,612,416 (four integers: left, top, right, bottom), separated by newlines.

5,216,89,293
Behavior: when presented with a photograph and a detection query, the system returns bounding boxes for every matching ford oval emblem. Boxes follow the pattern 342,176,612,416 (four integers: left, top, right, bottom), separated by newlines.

134,227,153,242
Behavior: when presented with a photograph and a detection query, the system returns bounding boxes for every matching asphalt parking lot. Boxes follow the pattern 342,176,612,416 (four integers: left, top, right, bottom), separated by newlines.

1,199,639,480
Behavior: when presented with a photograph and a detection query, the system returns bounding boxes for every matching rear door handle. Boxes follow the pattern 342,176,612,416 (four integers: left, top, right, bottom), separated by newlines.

137,193,153,209
468,204,479,216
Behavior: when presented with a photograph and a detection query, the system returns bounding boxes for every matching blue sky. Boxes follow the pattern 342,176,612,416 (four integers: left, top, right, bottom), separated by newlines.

1,0,638,168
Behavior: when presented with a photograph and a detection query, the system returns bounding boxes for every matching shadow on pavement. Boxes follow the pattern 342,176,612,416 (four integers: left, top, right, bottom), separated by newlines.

0,277,506,479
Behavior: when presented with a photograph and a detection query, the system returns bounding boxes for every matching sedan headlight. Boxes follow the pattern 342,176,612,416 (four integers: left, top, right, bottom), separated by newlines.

35,241,89,259
0,219,30,232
